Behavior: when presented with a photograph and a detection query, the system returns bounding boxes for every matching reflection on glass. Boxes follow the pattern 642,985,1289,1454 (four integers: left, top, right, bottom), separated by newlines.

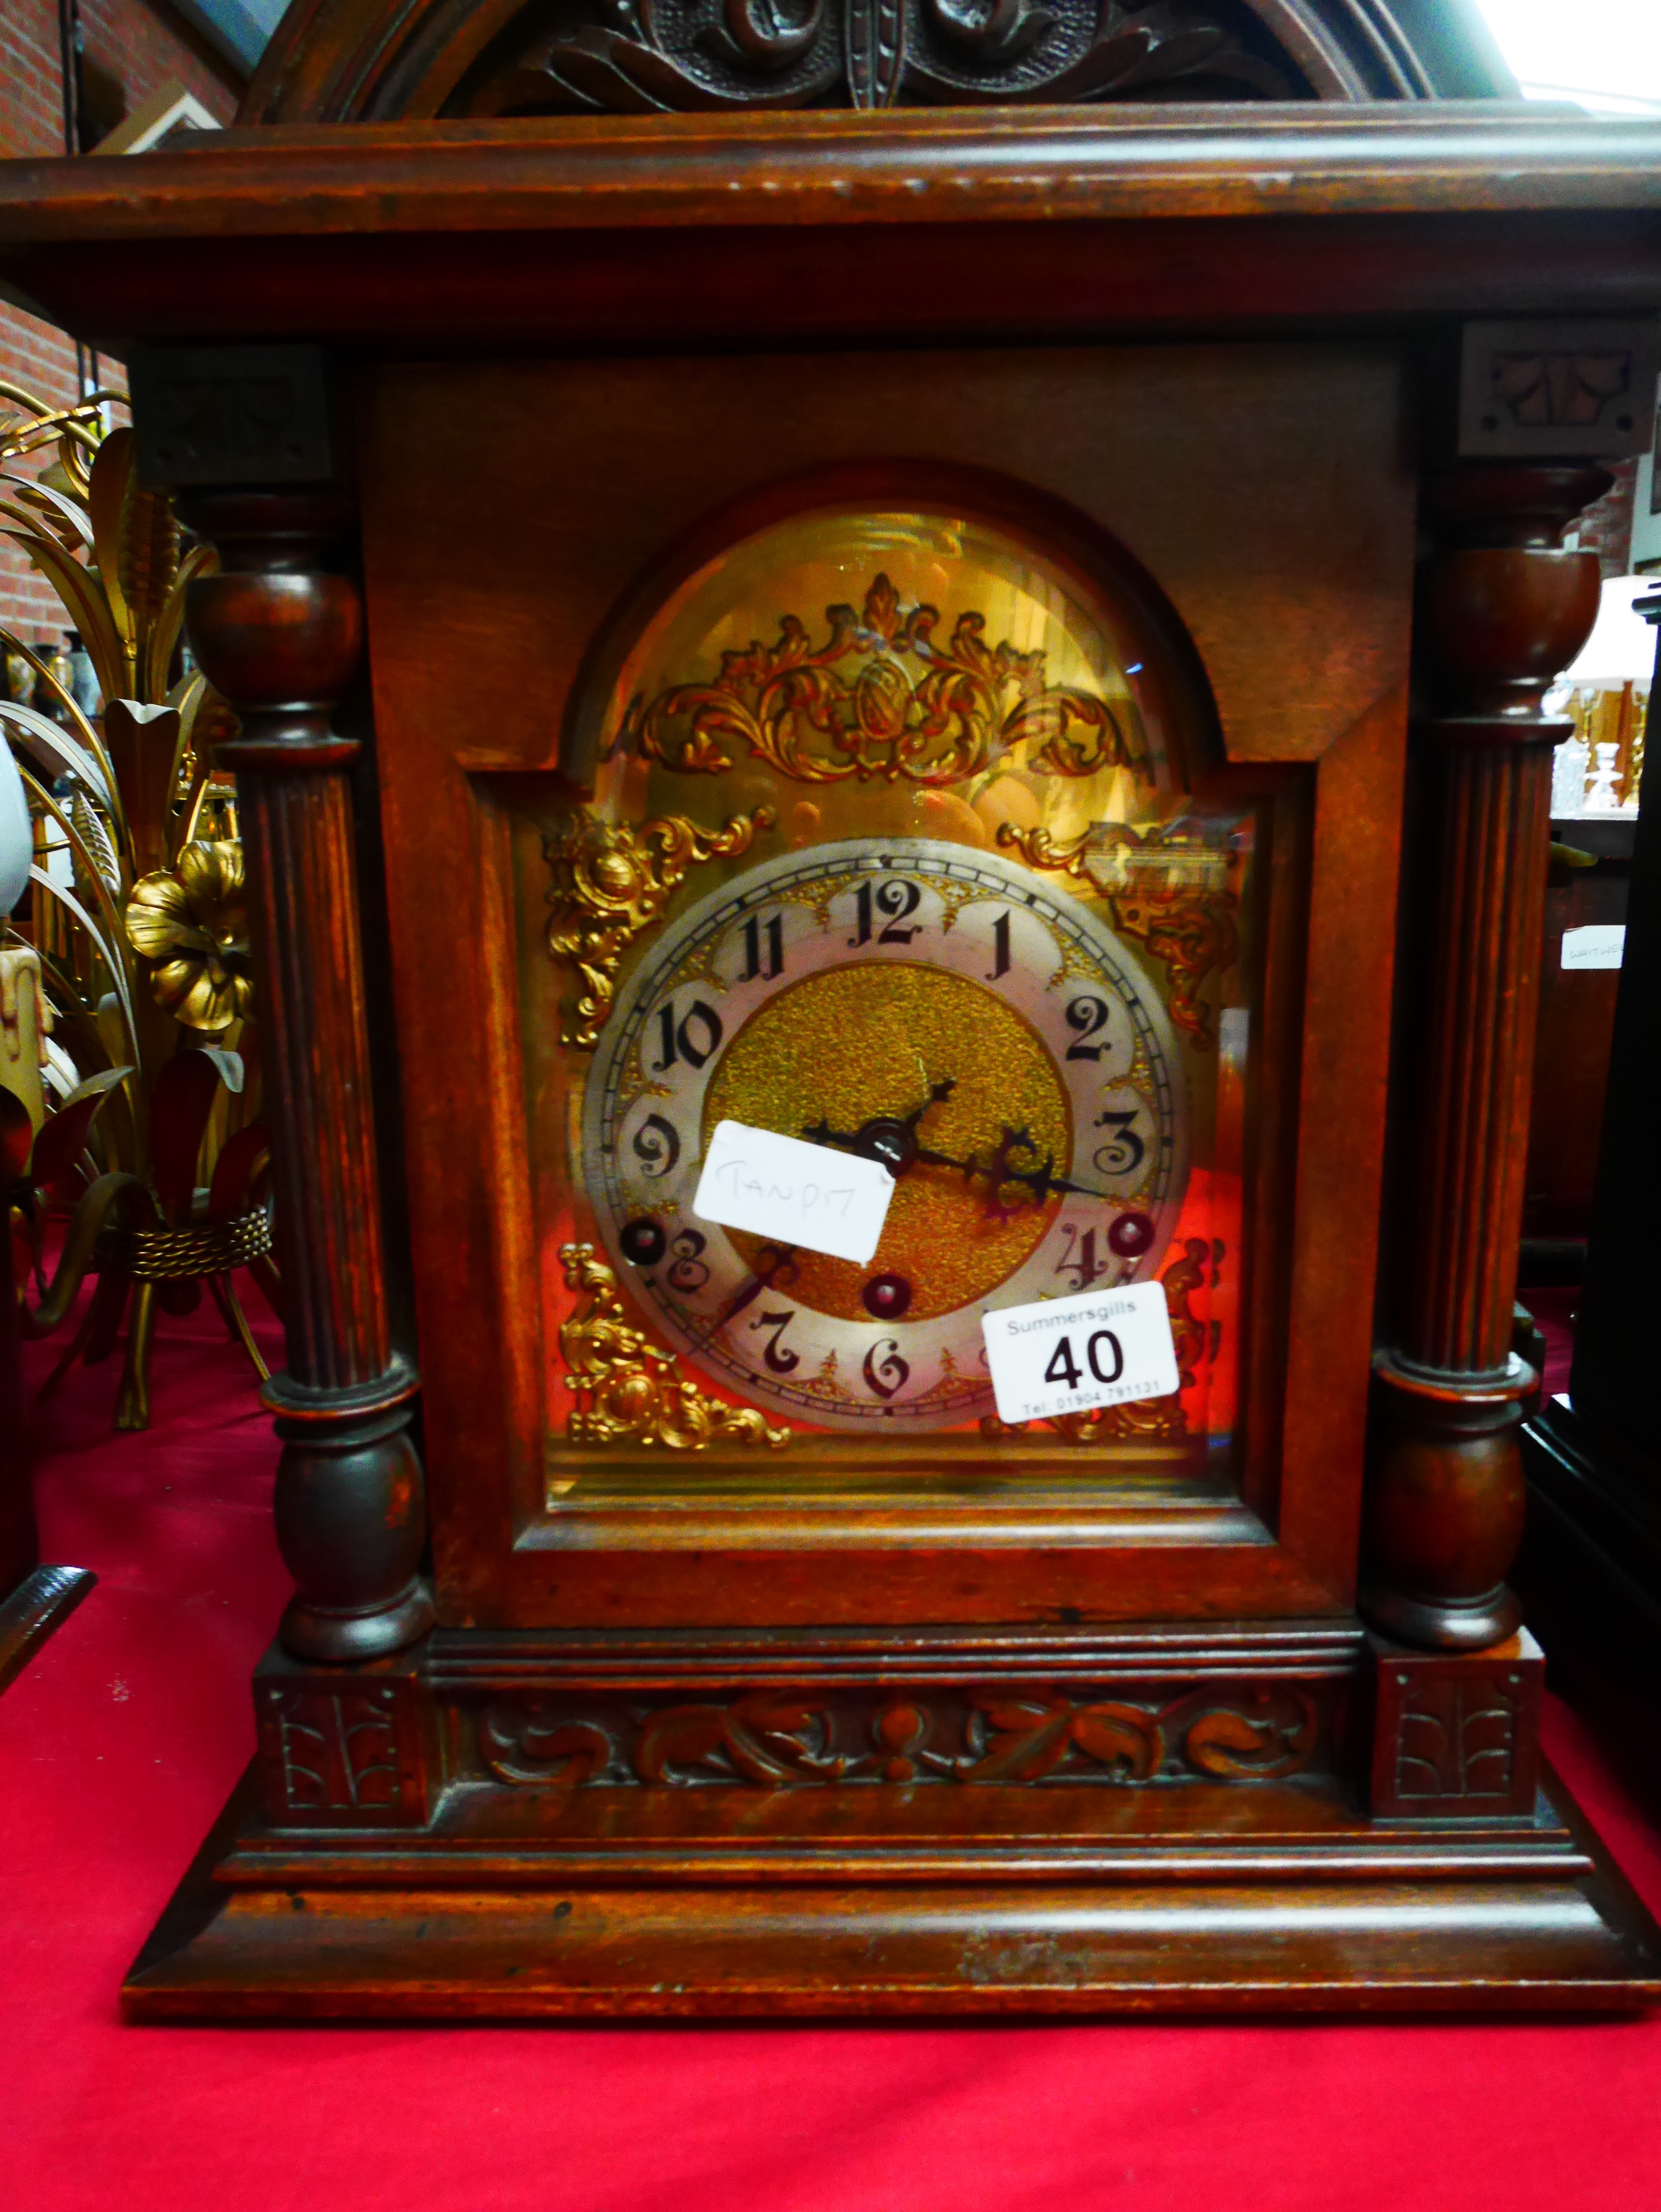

527,505,1258,1484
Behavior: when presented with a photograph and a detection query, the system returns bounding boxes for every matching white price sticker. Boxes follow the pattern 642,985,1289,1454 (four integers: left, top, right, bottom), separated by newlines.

693,1119,896,1265
981,1280,1180,1427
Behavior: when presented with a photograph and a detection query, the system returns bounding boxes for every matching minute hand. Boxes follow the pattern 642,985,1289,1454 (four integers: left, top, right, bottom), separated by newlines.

913,1127,1112,1216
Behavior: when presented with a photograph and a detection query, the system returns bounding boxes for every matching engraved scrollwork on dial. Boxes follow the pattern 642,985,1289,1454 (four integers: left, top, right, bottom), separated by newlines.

611,572,1143,788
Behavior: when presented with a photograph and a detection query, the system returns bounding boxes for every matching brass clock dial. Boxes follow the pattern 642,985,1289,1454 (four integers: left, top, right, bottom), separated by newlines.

582,837,1188,1433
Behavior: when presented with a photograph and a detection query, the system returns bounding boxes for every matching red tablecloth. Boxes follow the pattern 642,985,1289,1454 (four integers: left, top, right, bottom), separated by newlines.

4,1295,1660,2212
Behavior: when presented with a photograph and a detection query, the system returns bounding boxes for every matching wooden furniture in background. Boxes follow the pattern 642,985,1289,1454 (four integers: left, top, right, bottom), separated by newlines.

2,35,1661,2010
1518,597,1661,1759
1522,816,1634,1276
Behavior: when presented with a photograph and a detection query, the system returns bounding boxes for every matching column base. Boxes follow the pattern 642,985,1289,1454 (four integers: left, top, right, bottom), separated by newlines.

1359,1583,1521,1653
278,1578,436,1665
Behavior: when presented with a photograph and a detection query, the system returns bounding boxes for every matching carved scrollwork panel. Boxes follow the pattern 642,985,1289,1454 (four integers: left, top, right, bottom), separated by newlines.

1367,1635,1543,1818
474,1678,1325,1786
240,0,1510,124
456,0,1305,116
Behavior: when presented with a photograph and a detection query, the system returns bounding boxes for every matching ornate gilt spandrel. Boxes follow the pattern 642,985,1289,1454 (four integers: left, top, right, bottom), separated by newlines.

544,805,775,1048
998,818,1244,1048
558,1241,790,1450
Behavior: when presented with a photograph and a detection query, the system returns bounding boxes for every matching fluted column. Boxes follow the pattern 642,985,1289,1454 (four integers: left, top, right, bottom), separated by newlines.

183,491,433,1662
1364,463,1608,1651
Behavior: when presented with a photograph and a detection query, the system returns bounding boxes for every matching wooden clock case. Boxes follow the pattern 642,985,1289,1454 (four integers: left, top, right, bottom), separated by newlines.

3,4,1661,2010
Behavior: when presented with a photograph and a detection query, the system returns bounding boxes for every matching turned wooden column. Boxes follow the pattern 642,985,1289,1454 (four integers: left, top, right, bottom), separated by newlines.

1364,462,1608,1650
183,491,434,1662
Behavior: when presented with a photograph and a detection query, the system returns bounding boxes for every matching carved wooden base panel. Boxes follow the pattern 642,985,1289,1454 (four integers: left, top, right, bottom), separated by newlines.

1367,1628,1543,1820
120,1622,1661,2015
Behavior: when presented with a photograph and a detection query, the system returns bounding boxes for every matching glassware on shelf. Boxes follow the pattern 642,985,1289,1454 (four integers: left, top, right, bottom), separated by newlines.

1551,733,1590,816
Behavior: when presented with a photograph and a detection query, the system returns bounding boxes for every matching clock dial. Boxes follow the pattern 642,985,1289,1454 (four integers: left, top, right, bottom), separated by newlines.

582,837,1187,1432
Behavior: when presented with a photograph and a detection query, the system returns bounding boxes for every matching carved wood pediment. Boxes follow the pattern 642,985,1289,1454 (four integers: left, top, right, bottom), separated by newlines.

241,0,1514,121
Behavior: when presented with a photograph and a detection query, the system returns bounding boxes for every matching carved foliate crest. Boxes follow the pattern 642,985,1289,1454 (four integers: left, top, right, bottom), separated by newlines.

464,0,1296,116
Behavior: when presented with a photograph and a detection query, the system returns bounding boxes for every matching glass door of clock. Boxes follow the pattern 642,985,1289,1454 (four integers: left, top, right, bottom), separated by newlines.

514,495,1287,1507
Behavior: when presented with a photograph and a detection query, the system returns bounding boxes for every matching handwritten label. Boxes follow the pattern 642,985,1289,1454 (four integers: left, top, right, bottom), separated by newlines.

982,1280,1179,1427
693,1120,895,1264
1561,924,1625,972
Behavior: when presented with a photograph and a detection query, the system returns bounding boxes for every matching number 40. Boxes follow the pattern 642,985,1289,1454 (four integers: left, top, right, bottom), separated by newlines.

1044,1330,1124,1390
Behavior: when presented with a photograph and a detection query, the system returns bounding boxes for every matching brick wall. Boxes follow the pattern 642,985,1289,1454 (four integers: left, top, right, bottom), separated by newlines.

0,0,240,645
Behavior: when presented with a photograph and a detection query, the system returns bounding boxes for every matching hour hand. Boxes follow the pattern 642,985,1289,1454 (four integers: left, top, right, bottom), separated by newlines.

802,1076,956,1178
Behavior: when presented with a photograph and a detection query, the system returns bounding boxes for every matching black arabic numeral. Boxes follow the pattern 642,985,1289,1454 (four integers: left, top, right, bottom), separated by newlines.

632,1114,680,1179
1065,994,1111,1061
1054,1224,1107,1291
651,996,725,1072
876,877,922,943
750,1307,801,1374
850,876,923,947
1092,1109,1145,1175
863,1338,911,1400
666,1228,710,1293
988,909,1011,980
741,911,785,981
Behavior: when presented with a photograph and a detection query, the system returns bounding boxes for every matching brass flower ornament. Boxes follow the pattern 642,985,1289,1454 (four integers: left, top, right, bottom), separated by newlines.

124,839,253,1031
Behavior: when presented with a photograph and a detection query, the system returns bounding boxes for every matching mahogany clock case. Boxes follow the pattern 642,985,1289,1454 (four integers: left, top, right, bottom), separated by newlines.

123,334,1660,2015
380,344,1408,1635
4,100,1661,2013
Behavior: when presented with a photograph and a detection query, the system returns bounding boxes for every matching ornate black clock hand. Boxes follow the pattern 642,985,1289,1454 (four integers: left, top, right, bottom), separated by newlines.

802,1075,957,1177
912,1124,1116,1219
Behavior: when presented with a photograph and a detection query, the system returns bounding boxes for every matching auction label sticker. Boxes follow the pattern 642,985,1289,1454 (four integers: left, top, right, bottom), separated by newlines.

693,1119,896,1265
982,1280,1179,1426
1561,924,1625,972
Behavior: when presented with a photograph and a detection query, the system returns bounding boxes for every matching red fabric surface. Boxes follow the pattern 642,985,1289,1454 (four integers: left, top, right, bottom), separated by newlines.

5,1298,1661,2212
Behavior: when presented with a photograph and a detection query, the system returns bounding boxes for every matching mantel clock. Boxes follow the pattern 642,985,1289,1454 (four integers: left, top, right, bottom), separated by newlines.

3,0,1661,2012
